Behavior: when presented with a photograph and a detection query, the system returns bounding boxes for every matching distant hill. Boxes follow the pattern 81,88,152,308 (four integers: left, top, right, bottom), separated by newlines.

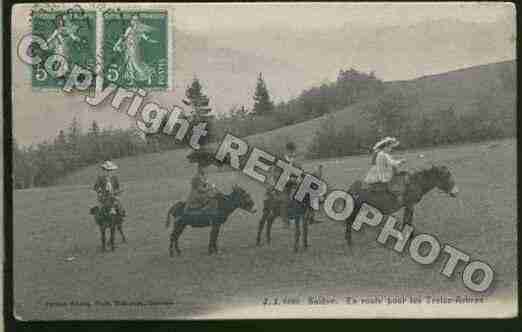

57,60,516,186
244,60,516,156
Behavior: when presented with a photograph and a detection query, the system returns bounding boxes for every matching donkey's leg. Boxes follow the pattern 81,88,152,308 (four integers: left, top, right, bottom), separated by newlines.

170,222,186,256
401,206,416,240
169,228,174,257
256,210,269,246
281,204,290,229
266,213,277,245
345,216,353,247
209,224,220,255
109,225,116,251
303,213,309,250
294,218,301,253
100,226,106,252
117,222,126,243
213,225,221,254
403,206,414,226
346,202,361,247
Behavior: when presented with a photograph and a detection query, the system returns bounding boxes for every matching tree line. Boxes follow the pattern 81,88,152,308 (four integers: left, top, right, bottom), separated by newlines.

212,68,384,139
14,64,515,188
307,87,515,160
15,68,383,189
13,120,150,189
14,77,217,189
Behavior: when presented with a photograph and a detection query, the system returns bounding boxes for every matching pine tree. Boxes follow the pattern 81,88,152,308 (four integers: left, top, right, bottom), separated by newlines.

67,117,81,147
87,120,102,163
238,105,248,117
185,77,213,146
185,77,212,121
252,73,274,116
231,105,249,119
13,140,33,188
55,130,67,146
66,117,82,169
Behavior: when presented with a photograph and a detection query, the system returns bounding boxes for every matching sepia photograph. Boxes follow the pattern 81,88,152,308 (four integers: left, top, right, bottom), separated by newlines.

8,2,517,320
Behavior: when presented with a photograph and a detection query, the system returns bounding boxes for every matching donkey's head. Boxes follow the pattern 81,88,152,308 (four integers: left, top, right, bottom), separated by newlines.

231,185,256,213
431,165,459,198
89,206,100,215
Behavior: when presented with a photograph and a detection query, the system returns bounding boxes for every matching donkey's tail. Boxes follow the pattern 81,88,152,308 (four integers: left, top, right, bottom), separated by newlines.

165,207,174,229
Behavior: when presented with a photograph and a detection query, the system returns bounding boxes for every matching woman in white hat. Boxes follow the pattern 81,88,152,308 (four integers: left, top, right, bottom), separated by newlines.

364,137,406,202
94,161,124,216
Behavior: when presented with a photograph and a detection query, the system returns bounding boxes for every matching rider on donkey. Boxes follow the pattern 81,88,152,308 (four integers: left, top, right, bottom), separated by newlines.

310,164,324,223
363,137,407,205
93,160,125,217
186,161,221,212
279,142,302,227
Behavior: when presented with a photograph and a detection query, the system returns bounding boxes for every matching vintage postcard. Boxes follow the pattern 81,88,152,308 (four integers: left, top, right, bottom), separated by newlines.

10,2,517,320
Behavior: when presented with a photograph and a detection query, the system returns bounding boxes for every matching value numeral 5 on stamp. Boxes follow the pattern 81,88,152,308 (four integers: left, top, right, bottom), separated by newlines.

31,10,96,89
102,11,169,89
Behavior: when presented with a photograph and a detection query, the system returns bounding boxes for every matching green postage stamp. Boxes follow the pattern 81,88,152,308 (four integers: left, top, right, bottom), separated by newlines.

102,10,170,90
31,9,97,89
29,4,174,91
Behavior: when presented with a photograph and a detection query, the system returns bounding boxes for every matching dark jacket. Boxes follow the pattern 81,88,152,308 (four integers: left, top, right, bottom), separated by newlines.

186,172,216,209
94,175,121,204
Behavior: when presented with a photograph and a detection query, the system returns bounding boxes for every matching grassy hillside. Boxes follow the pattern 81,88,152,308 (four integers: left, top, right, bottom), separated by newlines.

246,60,516,155
14,139,517,318
56,60,515,187
57,147,194,187
387,60,516,118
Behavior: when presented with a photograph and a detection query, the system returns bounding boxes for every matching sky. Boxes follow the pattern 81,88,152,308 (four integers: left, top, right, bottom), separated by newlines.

172,2,515,32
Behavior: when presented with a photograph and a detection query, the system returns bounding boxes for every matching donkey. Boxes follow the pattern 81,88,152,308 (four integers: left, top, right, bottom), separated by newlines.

165,185,256,256
345,165,459,245
90,206,126,252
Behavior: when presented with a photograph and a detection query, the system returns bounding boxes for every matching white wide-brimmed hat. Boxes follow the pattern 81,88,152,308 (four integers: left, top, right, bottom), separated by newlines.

100,160,118,171
372,137,400,151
